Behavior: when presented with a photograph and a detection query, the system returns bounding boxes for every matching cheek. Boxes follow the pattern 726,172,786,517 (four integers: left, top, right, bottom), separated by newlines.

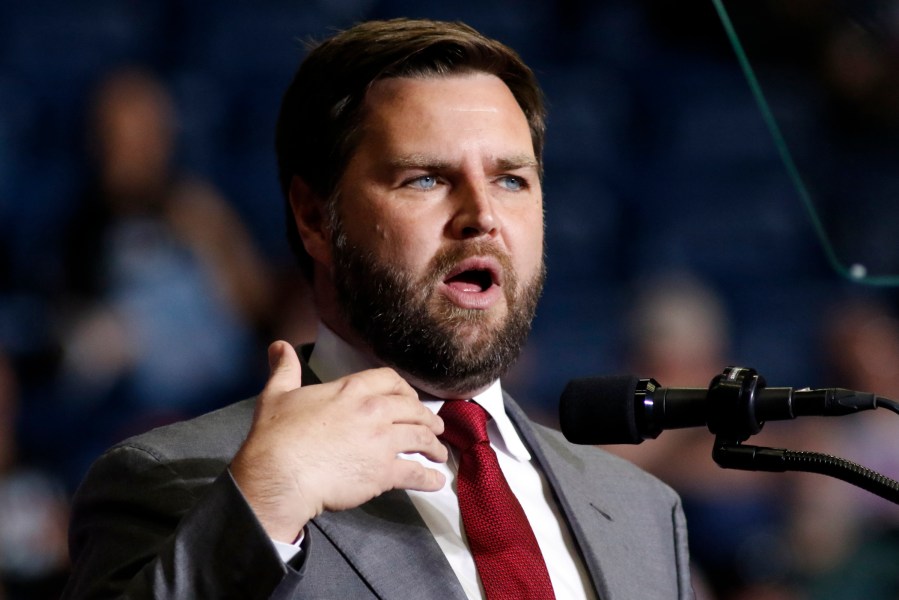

508,213,545,273
367,218,437,272
522,240,545,282
373,222,388,242
337,200,391,248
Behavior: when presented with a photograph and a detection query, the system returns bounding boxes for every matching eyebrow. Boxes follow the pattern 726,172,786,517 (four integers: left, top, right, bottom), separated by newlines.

496,155,539,171
388,155,452,171
388,153,539,171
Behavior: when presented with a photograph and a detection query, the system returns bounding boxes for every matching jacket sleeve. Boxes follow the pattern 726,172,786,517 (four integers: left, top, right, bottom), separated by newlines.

62,443,298,599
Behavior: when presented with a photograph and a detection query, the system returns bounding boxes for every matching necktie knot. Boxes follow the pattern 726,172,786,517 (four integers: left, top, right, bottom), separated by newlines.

438,400,490,452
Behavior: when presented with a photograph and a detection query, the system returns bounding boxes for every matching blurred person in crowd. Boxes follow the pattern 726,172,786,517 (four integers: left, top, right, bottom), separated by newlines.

50,68,276,480
788,295,899,599
0,350,70,599
610,272,798,600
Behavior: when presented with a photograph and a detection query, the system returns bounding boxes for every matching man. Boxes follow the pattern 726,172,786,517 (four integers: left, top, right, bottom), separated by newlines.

63,19,693,599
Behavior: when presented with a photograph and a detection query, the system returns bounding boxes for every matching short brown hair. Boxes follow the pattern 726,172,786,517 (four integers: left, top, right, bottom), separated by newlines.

275,18,546,278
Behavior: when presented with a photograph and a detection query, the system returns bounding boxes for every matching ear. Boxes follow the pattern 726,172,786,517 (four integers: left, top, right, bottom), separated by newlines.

289,176,333,268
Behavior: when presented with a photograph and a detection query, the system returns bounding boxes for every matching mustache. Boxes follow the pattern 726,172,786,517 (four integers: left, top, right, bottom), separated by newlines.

427,240,514,282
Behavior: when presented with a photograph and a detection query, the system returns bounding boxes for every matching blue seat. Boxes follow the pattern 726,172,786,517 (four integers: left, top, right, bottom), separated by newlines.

628,162,826,284
543,167,624,283
0,76,39,211
175,3,333,86
2,0,168,158
541,65,633,176
371,0,554,63
724,281,833,387
3,156,81,290
168,69,234,178
507,286,627,414
213,147,293,265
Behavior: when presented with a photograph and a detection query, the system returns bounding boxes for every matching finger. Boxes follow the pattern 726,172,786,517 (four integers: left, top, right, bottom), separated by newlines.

393,424,449,463
352,367,418,398
391,459,446,493
404,405,444,437
264,340,303,396
371,393,444,434
405,402,444,435
333,368,417,402
334,370,439,428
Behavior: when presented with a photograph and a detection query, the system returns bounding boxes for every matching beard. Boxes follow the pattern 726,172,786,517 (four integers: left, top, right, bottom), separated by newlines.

330,223,545,396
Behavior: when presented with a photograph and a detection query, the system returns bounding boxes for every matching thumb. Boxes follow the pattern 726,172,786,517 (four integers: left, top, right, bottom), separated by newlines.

265,340,303,395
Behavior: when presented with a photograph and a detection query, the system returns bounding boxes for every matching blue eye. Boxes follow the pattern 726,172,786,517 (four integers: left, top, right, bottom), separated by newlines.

408,175,438,190
499,176,525,191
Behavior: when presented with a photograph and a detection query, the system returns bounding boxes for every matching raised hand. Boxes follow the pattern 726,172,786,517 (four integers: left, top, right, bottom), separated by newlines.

230,341,447,542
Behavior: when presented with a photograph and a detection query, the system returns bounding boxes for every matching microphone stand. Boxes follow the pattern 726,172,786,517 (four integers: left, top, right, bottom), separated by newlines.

705,367,899,506
712,441,899,505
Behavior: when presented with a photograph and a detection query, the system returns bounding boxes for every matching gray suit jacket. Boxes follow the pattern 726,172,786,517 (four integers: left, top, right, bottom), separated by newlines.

63,361,693,599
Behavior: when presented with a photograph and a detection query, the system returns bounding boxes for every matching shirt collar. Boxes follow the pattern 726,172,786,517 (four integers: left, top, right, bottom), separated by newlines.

307,322,381,382
307,322,532,462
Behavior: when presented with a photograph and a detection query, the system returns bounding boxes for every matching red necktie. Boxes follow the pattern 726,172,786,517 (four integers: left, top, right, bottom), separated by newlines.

439,400,556,599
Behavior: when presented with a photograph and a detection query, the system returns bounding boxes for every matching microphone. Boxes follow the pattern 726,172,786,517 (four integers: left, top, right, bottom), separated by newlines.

560,370,879,445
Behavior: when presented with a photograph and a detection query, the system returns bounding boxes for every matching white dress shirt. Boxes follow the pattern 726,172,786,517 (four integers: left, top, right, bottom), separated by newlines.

276,323,594,599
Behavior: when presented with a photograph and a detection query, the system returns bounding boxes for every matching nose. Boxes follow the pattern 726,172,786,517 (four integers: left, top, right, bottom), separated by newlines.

449,180,499,240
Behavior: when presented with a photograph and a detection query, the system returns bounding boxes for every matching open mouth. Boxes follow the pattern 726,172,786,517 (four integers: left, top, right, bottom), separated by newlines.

442,257,502,298
445,269,495,292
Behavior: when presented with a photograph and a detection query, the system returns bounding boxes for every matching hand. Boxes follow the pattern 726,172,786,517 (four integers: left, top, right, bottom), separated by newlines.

230,341,447,542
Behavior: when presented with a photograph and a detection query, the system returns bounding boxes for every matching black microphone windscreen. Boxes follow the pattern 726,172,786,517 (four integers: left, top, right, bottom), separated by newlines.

559,375,642,445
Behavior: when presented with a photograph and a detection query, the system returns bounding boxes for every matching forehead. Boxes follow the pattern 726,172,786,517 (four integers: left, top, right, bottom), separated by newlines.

368,71,513,102
348,74,536,169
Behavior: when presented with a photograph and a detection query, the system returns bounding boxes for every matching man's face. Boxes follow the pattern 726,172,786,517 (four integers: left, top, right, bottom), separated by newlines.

328,73,545,397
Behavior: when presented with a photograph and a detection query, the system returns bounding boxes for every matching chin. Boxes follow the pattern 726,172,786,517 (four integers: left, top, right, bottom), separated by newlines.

409,374,495,401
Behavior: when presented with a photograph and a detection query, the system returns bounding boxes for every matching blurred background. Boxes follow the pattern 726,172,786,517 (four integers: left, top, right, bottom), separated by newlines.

1,0,898,598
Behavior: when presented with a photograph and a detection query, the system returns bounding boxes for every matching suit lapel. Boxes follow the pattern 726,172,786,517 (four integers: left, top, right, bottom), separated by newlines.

311,490,467,600
504,396,617,600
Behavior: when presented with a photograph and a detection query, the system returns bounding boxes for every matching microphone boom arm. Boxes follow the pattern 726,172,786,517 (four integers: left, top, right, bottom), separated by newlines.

713,439,899,505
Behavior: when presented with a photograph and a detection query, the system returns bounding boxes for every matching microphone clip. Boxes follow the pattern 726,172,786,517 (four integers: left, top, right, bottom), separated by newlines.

706,366,766,443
